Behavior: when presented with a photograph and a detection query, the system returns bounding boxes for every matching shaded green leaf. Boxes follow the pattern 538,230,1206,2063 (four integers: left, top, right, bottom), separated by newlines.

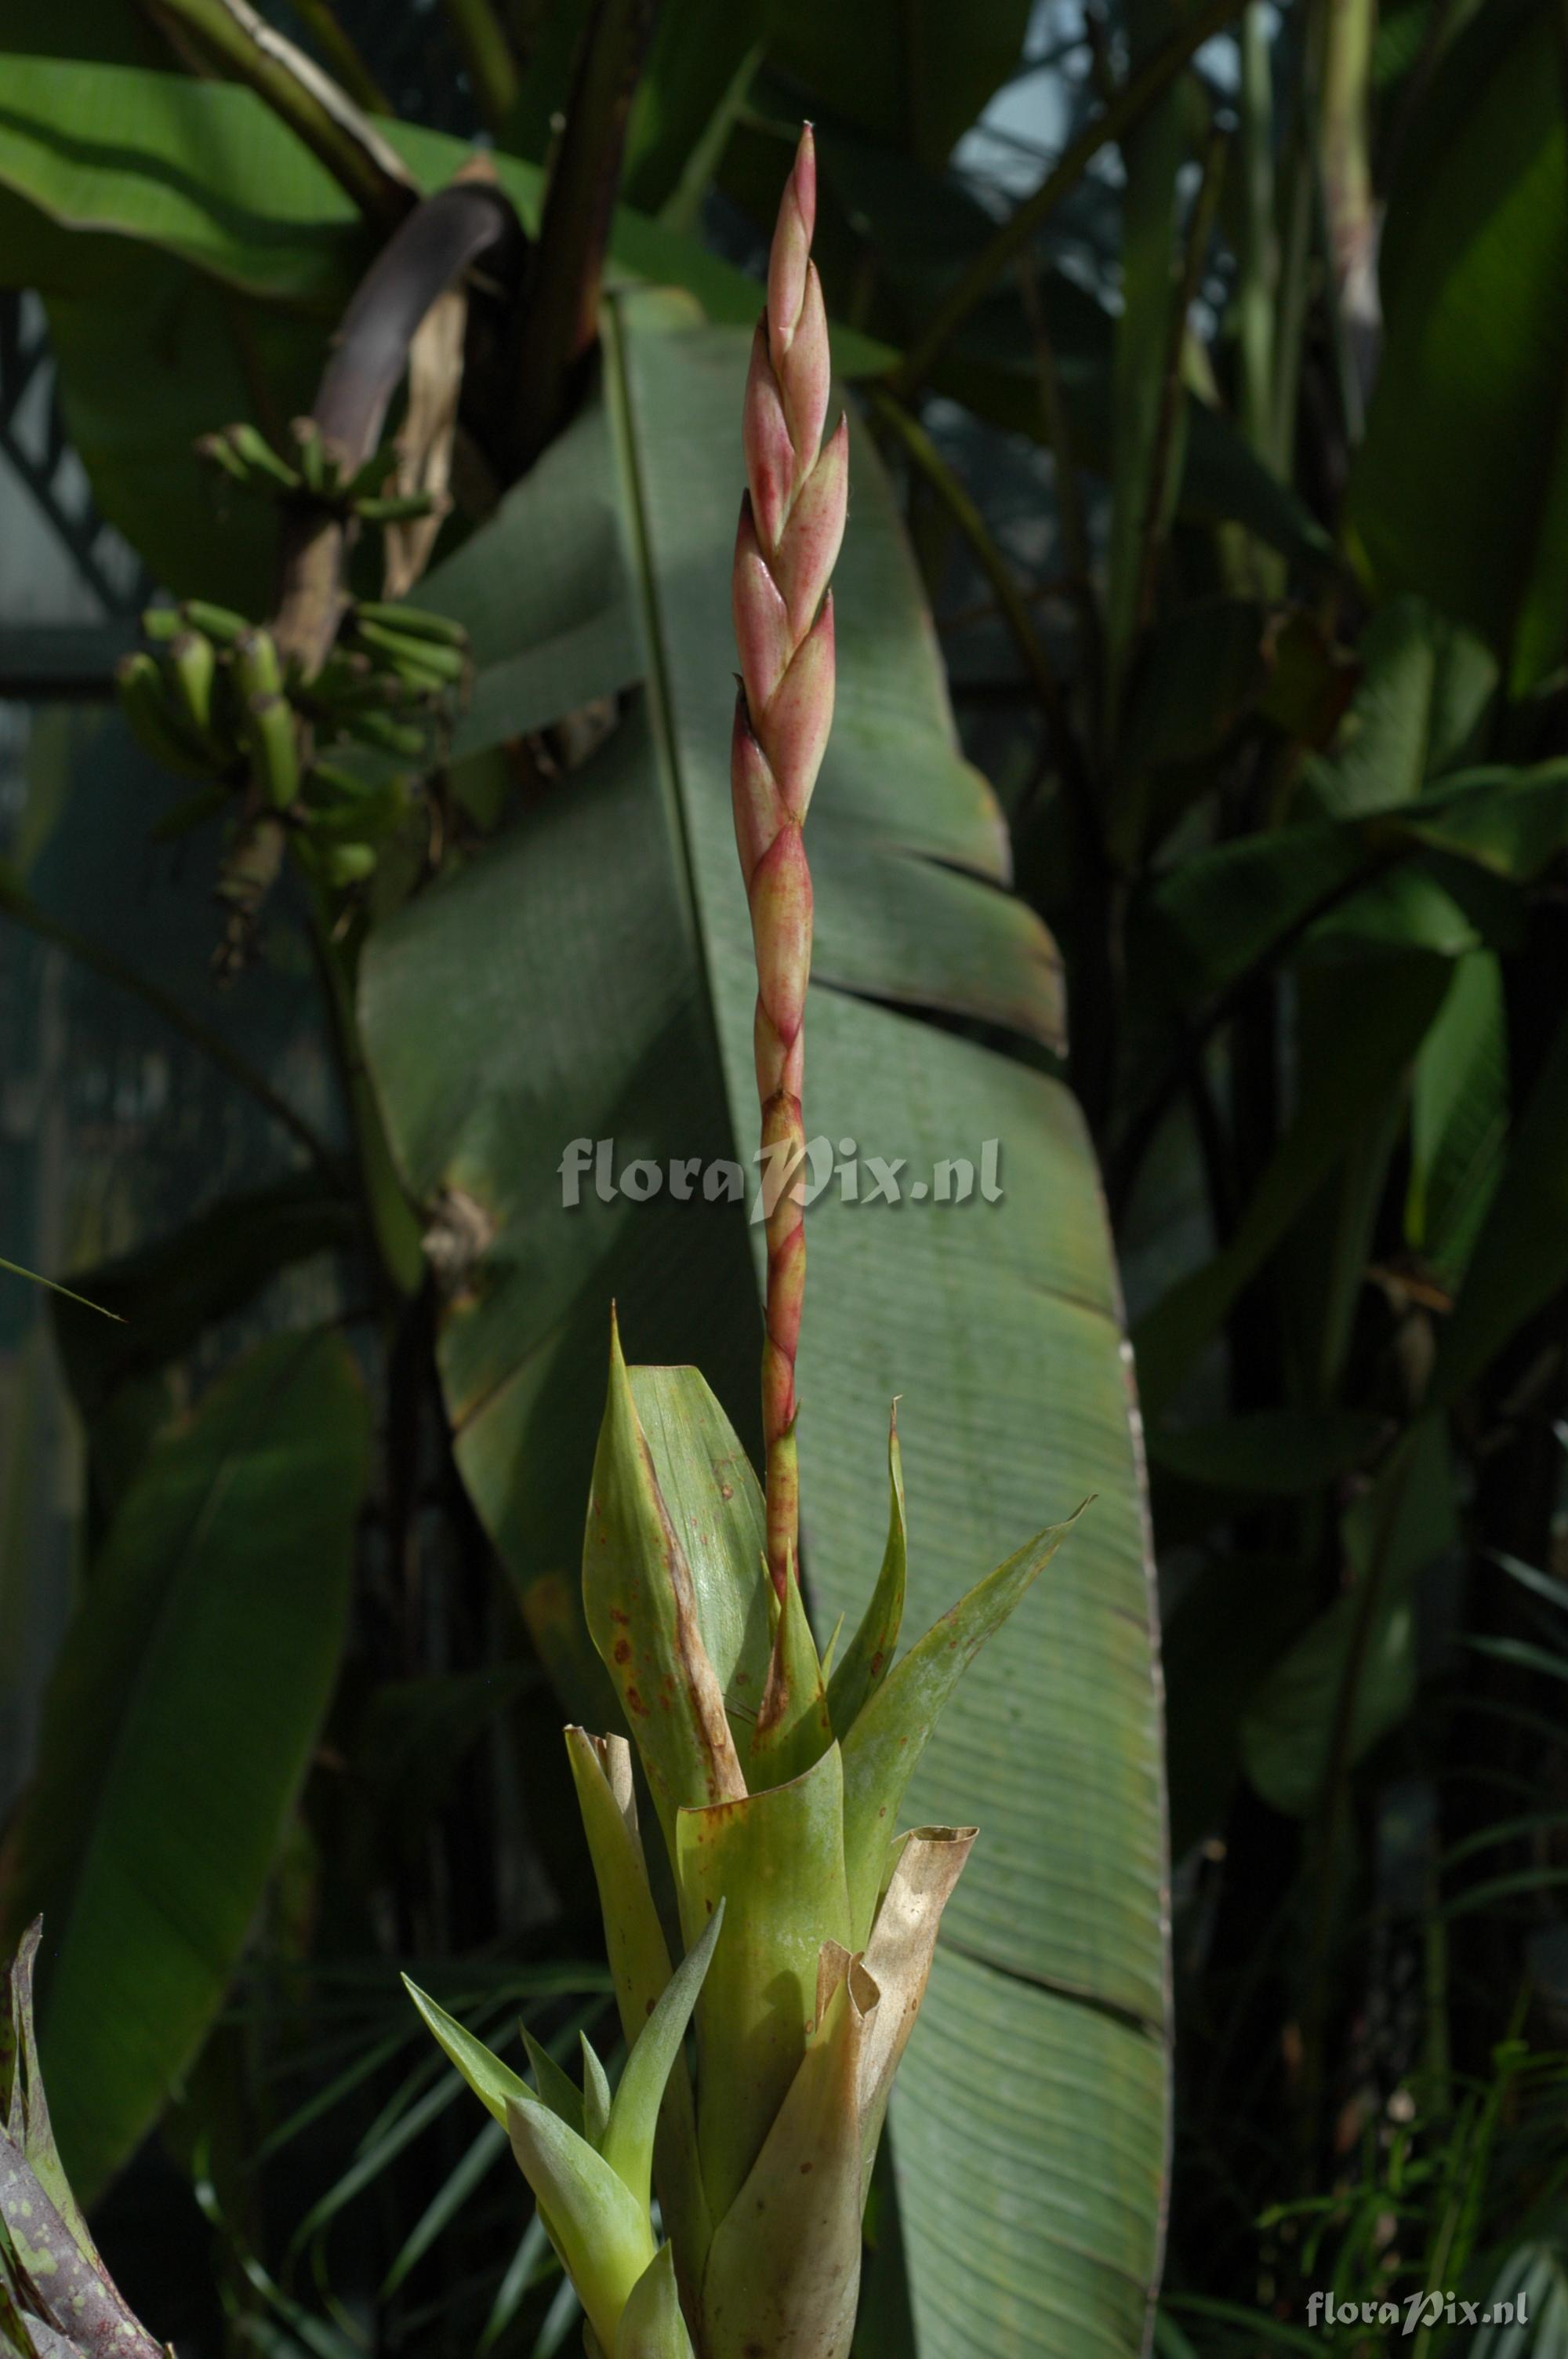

1435,1003,1568,1401
1133,954,1451,1419
1406,949,1508,1285
1349,0,1568,690
1305,595,1497,818
1147,1409,1387,1496
401,1982,533,2130
50,1170,356,1421
4,1331,369,2200
627,1367,771,1733
1239,1420,1457,1814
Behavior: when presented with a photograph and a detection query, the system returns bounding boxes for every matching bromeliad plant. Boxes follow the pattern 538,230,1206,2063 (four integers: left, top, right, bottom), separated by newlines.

405,132,1079,2359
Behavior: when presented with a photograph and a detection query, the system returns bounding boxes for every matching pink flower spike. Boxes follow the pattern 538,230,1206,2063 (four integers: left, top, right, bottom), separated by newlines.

729,123,841,1600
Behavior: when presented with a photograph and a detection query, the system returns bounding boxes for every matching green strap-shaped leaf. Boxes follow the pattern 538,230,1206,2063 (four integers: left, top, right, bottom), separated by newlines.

521,2030,586,2139
825,1409,906,1738
601,1901,725,2220
580,2038,613,2150
403,1972,665,2339
564,1731,710,2272
614,2245,694,2359
49,1171,358,1422
675,1744,851,2226
401,1980,533,2128
840,1519,1080,1943
2,1330,368,2201
503,2098,655,2359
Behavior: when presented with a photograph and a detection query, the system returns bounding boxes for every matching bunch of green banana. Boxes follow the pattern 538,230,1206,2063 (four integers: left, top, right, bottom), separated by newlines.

117,597,470,894
194,418,440,524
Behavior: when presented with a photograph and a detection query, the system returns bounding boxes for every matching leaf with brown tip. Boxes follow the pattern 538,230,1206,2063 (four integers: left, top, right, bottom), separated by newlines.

583,1316,746,1857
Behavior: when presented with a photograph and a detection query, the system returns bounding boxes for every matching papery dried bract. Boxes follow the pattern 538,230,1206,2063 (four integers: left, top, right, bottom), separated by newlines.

699,1959,877,2359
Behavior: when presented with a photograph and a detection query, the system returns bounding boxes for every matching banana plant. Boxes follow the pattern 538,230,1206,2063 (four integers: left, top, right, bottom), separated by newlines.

404,133,1079,2359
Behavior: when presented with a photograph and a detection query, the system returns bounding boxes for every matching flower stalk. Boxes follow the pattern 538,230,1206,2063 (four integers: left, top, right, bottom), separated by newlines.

731,125,849,1599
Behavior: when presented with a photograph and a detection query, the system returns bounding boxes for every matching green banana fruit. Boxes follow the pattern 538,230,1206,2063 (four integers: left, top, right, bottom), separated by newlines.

223,421,301,493
315,841,378,886
335,710,429,759
350,618,466,685
194,431,250,485
232,629,285,705
242,692,299,812
354,490,440,524
166,630,219,745
115,651,213,780
180,598,251,645
352,601,470,649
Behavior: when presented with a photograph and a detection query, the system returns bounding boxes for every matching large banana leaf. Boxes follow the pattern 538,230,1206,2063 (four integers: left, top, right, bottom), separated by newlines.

360,289,1167,2358
0,1329,370,2201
